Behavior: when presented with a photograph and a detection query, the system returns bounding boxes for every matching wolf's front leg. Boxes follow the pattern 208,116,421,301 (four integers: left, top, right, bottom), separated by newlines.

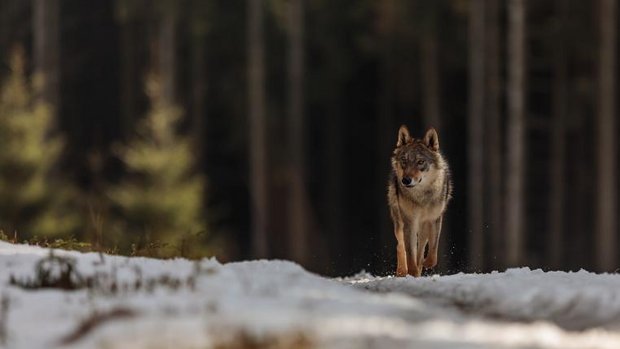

406,220,422,277
395,225,408,277
391,209,408,277
424,216,443,268
417,229,428,271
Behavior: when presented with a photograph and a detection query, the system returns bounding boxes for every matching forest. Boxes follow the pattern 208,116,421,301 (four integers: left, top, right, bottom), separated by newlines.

0,0,618,277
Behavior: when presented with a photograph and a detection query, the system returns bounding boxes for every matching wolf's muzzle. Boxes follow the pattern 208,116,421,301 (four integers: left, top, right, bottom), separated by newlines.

402,176,422,187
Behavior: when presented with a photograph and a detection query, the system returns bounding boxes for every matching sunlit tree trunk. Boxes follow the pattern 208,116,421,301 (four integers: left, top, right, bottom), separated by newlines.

548,0,568,269
33,0,60,123
248,0,269,258
505,0,526,267
485,0,503,270
288,0,308,264
468,0,485,271
596,0,617,272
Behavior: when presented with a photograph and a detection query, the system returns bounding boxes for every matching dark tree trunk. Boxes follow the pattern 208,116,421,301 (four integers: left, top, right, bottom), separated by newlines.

548,0,568,269
421,4,441,131
505,0,526,267
468,0,485,271
485,0,503,270
191,33,207,167
377,0,396,272
118,8,139,137
287,0,308,264
324,69,344,271
0,1,8,53
247,0,269,259
596,0,617,272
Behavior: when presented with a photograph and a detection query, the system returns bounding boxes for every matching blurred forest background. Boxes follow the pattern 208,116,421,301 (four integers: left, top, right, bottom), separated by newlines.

0,0,618,276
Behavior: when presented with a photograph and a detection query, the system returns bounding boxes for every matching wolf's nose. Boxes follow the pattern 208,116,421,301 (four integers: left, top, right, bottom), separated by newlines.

401,177,413,186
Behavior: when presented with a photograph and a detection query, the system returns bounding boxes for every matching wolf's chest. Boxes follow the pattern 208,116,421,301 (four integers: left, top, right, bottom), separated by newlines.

399,198,444,223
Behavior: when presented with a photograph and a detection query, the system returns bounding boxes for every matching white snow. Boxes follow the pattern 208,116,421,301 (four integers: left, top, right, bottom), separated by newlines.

347,268,620,331
0,241,619,348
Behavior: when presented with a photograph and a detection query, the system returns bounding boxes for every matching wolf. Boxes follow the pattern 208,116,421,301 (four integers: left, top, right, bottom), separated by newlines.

387,125,452,277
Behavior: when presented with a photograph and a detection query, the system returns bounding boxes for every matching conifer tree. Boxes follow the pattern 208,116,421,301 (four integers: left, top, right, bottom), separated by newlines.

0,47,80,239
109,75,208,258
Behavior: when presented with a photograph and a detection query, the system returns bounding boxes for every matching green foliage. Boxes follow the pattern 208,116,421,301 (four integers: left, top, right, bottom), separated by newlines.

0,231,12,243
109,76,209,258
0,48,81,239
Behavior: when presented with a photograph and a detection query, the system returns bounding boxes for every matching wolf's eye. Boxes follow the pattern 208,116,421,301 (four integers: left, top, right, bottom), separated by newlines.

417,159,425,166
400,156,407,163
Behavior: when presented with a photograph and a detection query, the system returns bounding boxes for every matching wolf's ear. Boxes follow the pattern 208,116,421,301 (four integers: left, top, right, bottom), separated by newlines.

396,125,412,147
424,128,439,151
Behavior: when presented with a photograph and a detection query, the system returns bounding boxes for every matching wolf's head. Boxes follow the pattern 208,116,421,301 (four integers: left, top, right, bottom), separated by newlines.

391,125,443,190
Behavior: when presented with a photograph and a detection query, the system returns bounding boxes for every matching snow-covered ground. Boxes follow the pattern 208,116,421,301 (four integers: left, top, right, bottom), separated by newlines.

1,241,620,348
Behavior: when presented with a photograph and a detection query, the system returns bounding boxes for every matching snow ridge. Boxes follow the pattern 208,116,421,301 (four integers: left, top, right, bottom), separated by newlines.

346,268,620,331
1,242,620,348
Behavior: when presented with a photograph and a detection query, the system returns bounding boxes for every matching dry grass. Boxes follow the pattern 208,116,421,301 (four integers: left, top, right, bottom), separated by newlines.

211,329,314,349
58,307,137,345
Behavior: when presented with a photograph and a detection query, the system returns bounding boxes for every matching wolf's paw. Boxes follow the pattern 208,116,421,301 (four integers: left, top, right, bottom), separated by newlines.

396,267,408,277
423,256,437,268
408,266,422,277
